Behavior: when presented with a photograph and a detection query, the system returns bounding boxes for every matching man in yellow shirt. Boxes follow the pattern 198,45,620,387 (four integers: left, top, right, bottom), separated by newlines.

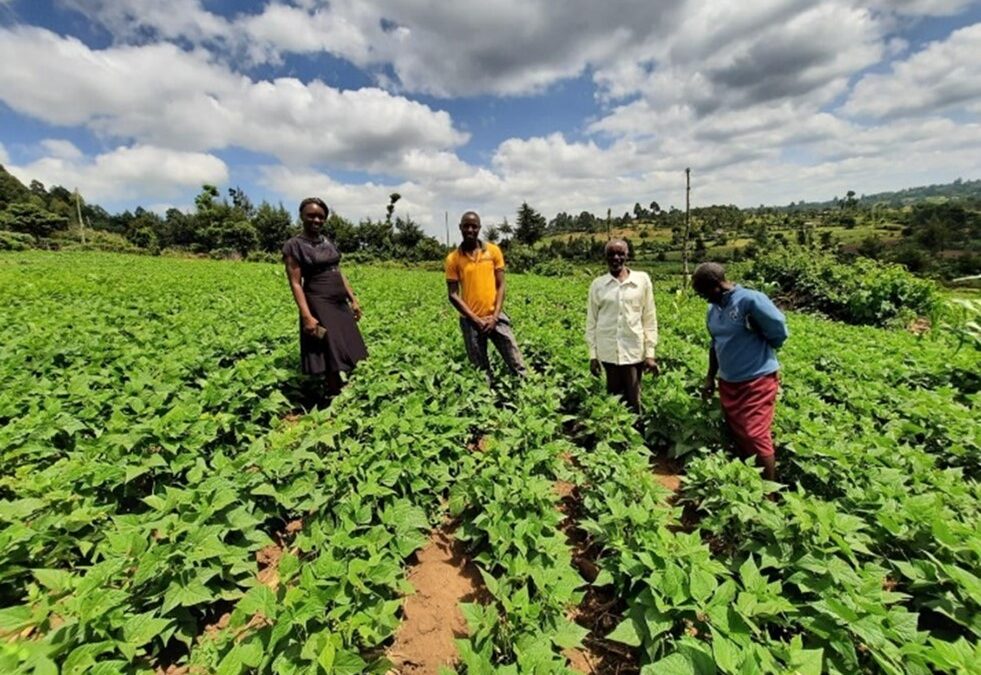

445,211,526,380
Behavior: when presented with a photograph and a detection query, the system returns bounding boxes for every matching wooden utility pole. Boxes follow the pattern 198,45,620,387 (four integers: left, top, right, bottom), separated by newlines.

682,168,691,288
606,208,612,239
445,211,449,246
74,187,86,246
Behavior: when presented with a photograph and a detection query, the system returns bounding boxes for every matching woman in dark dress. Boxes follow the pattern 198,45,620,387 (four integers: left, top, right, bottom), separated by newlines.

283,197,368,395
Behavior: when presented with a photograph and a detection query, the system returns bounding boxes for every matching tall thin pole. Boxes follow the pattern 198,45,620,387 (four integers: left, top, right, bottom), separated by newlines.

682,168,691,288
74,187,86,246
606,208,611,239
445,211,449,247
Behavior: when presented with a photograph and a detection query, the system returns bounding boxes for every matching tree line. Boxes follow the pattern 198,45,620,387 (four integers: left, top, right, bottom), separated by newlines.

1,165,977,279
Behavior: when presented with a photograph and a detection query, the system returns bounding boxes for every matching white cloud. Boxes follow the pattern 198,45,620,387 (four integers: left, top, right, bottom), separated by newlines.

0,142,8,165
7,144,229,202
870,0,980,16
39,139,84,161
594,1,884,121
66,0,688,97
58,0,230,43
0,25,467,169
1,1,974,233
259,164,430,224
843,23,981,118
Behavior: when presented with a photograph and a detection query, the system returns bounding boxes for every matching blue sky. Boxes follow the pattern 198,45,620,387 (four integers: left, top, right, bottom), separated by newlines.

1,0,979,234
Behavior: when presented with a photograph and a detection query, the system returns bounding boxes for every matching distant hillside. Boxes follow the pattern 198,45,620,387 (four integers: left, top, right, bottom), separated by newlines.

774,178,981,211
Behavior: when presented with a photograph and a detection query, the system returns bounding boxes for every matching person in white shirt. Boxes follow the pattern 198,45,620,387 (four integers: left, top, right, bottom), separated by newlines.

586,239,660,418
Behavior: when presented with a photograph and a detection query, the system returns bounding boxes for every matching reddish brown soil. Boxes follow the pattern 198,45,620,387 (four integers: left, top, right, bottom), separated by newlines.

652,456,682,493
466,435,489,453
154,667,190,675
386,527,484,674
908,317,931,335
256,543,283,590
557,481,639,674
554,480,576,499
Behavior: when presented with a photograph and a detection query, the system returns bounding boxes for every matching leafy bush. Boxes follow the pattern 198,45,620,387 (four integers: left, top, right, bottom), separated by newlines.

0,230,36,251
208,246,242,260
745,246,941,326
51,227,142,253
244,249,281,264
503,242,578,276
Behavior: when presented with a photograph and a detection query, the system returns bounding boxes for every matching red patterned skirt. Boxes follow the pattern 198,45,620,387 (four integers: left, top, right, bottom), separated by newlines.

718,372,780,459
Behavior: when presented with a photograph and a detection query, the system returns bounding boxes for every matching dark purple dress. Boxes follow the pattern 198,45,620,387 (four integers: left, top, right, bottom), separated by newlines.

283,235,368,375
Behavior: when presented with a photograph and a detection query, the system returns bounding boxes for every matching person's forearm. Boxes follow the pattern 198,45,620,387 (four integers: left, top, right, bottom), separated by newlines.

341,273,358,304
449,292,481,322
290,281,314,320
493,283,505,319
707,345,719,380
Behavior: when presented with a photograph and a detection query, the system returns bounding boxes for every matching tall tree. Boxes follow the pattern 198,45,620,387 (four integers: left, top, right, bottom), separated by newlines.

252,201,293,252
515,202,546,245
393,216,425,249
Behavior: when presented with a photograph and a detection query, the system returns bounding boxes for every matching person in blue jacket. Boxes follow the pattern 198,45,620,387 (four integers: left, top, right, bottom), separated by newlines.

694,262,789,481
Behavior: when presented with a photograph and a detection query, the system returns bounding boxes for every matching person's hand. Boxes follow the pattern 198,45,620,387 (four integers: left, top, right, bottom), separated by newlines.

302,315,320,336
644,357,660,375
701,376,716,400
589,359,602,377
471,316,489,332
482,315,499,334
350,300,362,321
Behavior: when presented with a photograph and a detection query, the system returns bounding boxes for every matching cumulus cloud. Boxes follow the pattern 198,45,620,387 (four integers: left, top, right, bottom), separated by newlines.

39,139,84,161
259,164,432,223
65,0,688,97
593,1,884,122
58,0,230,44
869,0,980,16
843,23,981,118
3,1,974,234
6,144,229,202
0,25,467,169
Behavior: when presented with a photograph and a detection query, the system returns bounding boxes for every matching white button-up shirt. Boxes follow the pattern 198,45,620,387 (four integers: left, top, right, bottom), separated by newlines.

586,269,658,364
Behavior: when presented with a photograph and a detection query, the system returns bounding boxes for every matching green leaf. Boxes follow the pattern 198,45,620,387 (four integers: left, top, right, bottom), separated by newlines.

123,611,171,647
606,616,643,647
318,640,335,671
332,650,368,674
162,578,214,612
0,605,32,632
644,652,697,675
238,639,263,668
32,569,72,593
787,647,823,675
712,633,742,673
552,618,590,649
644,608,673,641
593,569,615,587
690,567,718,603
237,585,278,619
739,556,763,593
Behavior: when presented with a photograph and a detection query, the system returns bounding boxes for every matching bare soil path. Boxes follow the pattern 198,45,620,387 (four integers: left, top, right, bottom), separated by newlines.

386,526,484,674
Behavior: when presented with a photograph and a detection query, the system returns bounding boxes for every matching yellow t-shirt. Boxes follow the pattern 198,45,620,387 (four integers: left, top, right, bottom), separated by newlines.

445,242,505,318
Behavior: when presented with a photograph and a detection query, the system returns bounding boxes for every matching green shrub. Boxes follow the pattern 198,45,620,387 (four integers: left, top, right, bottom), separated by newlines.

0,230,36,251
51,227,142,253
745,246,940,326
245,249,281,264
